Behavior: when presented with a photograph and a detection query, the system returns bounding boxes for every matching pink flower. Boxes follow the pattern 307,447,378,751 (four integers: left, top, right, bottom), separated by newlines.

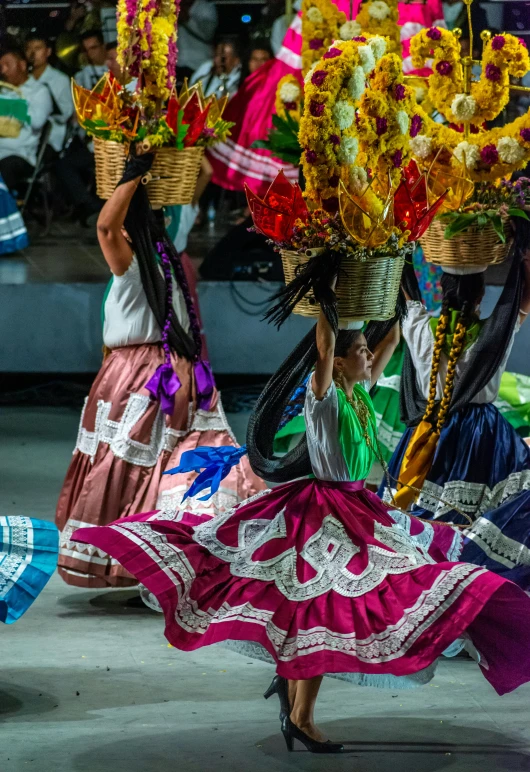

376,117,388,136
309,37,324,50
310,100,325,117
485,63,502,82
330,134,341,146
323,47,342,59
491,35,505,50
480,144,499,166
426,27,441,41
311,70,328,86
352,36,367,42
520,128,530,142
520,39,528,49
410,114,422,138
305,149,318,164
436,60,453,76
394,84,406,101
392,150,403,168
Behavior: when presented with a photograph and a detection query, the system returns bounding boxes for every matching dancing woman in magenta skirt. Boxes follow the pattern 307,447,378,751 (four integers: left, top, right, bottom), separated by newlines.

73,287,530,753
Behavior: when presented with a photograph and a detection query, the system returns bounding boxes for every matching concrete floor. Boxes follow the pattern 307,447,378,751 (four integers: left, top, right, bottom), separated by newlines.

2,406,530,772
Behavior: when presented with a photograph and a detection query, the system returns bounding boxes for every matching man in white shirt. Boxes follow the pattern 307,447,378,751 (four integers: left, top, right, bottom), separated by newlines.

177,0,218,74
190,39,242,99
0,48,52,194
74,29,107,91
25,35,73,156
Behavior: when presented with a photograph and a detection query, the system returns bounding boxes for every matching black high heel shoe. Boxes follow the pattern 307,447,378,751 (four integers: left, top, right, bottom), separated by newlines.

263,675,290,720
281,716,344,754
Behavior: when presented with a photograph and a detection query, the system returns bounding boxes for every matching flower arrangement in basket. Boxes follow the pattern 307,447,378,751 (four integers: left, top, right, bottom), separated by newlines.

73,73,139,199
0,82,30,138
405,3,530,268
245,38,445,326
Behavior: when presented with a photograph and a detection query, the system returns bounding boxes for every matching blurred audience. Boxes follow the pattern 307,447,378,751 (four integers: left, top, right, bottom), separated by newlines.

74,29,107,90
177,0,219,82
190,38,242,98
25,34,73,157
0,48,52,195
244,41,272,79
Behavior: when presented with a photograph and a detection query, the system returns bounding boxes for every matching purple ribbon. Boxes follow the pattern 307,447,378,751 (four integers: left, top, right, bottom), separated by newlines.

194,359,215,411
145,363,182,416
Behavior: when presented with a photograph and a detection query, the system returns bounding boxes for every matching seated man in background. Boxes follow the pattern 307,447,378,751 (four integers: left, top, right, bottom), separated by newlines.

0,47,52,195
25,34,73,158
105,41,137,92
74,29,107,90
190,38,242,98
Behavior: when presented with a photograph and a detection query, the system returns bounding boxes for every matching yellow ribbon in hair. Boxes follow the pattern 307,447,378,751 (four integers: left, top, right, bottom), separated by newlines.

392,420,440,509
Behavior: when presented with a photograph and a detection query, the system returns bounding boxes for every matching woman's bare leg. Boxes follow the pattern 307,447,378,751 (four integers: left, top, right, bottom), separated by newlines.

288,679,298,713
289,676,327,741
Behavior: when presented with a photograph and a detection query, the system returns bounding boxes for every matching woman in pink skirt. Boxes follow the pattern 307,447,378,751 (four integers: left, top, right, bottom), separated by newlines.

56,152,264,588
73,282,530,753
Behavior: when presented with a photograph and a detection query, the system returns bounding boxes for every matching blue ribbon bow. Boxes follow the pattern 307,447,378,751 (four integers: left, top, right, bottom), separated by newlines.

164,445,247,501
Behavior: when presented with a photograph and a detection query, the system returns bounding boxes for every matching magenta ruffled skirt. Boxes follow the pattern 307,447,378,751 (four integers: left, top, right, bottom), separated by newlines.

73,479,530,694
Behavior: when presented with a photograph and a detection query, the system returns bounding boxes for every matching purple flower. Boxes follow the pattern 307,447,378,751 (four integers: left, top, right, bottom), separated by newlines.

485,63,502,82
491,35,506,50
520,128,530,142
352,36,367,42
309,37,324,51
376,117,388,136
392,150,403,168
310,100,325,117
480,144,499,166
410,114,422,138
330,134,340,146
436,60,453,76
305,149,318,164
329,175,340,187
394,84,406,101
322,196,339,213
323,47,342,60
426,27,442,41
283,101,297,111
311,69,328,87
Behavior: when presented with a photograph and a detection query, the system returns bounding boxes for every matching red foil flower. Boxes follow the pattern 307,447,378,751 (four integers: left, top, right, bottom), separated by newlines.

245,171,309,243
393,160,447,242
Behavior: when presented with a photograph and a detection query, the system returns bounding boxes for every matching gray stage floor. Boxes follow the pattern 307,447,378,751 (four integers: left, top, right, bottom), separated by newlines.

2,406,530,772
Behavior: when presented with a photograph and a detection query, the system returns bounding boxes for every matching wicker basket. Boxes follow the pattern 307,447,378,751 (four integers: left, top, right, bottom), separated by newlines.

281,250,405,322
420,217,511,268
143,146,204,207
94,138,128,199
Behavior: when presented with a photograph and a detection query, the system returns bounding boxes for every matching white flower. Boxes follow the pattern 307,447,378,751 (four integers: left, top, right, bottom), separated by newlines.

332,100,355,130
454,140,480,170
338,136,359,165
306,5,323,23
304,63,317,84
396,110,409,135
497,136,526,165
359,44,376,74
339,20,362,40
368,36,387,61
451,93,477,122
350,166,368,194
279,82,301,103
409,135,433,160
368,1,391,21
347,66,366,100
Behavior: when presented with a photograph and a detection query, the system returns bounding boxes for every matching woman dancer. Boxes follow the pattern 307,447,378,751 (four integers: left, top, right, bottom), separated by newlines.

56,152,264,588
381,226,530,588
73,277,530,753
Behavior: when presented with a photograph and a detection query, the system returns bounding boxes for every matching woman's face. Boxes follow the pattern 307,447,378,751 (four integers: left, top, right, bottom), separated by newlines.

334,334,374,384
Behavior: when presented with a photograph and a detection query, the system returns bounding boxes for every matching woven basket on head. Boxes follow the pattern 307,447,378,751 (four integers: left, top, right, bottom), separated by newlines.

281,249,405,322
93,138,128,199
420,217,511,268
142,147,204,207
